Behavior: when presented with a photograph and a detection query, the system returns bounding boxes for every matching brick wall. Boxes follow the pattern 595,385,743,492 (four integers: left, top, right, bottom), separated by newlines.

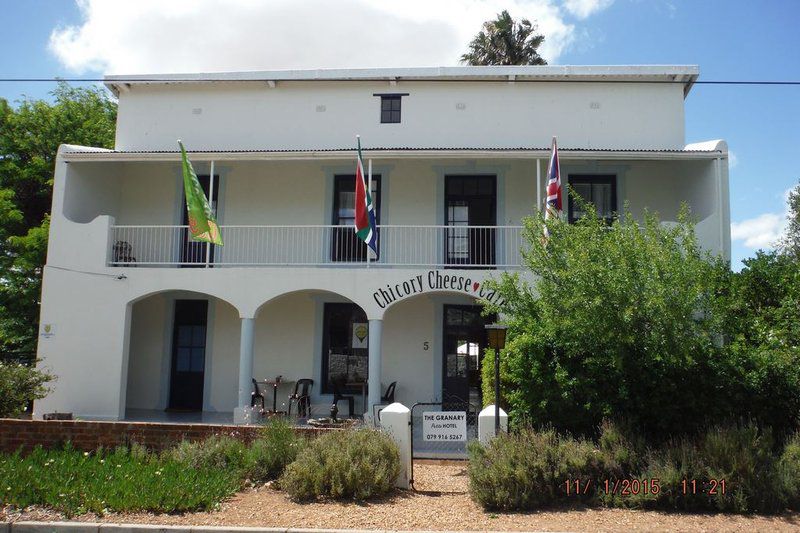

0,418,329,453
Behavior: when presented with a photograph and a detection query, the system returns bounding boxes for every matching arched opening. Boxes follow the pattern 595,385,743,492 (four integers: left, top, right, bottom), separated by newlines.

253,289,368,417
381,289,494,408
123,290,240,423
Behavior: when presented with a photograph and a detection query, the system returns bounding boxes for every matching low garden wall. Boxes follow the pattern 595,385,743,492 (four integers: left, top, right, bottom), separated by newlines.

0,418,328,453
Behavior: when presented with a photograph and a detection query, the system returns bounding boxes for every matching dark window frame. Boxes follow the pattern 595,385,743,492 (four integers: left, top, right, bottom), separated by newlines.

331,174,381,262
444,175,497,268
373,93,409,124
320,302,369,395
567,174,618,225
180,173,220,266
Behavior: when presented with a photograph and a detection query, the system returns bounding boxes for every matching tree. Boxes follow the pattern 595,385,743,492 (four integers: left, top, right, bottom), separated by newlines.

461,10,547,66
0,83,117,361
782,181,800,258
484,197,800,440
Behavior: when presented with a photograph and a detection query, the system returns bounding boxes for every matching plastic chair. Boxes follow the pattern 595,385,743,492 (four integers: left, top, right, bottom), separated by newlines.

331,379,355,417
381,381,397,404
288,378,314,417
251,378,265,410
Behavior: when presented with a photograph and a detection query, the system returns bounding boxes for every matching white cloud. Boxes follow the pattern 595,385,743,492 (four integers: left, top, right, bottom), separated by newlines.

731,213,786,249
731,186,794,250
48,0,611,75
563,0,614,19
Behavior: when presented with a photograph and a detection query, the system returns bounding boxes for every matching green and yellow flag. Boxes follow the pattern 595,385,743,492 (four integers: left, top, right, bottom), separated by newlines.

179,141,223,245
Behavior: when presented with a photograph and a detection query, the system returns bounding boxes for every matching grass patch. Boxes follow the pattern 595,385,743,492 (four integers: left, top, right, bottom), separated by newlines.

0,443,242,517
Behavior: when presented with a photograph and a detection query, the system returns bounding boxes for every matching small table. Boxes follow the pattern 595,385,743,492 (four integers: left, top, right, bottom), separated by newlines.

258,378,295,414
346,381,368,416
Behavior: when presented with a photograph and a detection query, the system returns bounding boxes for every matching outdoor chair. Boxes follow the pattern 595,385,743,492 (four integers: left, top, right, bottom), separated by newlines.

381,381,397,404
112,240,137,266
251,378,265,410
288,378,314,417
331,379,355,417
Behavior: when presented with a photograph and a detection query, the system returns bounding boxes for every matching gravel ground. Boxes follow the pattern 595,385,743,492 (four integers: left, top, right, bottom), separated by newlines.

4,463,800,532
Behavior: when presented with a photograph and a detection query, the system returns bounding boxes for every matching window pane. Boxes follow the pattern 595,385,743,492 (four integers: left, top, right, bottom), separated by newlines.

593,183,612,218
190,348,205,372
192,326,205,346
448,203,469,224
381,98,392,111
178,326,191,345
391,98,401,111
176,348,191,372
324,304,369,390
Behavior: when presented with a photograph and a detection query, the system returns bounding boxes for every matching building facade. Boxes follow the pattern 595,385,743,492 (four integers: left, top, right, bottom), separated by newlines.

34,65,731,423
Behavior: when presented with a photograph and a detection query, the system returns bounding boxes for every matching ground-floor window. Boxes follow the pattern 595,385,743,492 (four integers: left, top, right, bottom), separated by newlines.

321,303,369,394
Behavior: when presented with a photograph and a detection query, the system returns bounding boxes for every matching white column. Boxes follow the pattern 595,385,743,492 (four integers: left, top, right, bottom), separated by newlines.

234,317,255,424
536,158,542,212
367,319,383,418
380,403,412,489
478,404,509,444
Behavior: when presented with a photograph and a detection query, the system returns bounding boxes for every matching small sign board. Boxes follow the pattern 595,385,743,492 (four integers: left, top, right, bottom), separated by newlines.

40,323,56,339
422,411,467,441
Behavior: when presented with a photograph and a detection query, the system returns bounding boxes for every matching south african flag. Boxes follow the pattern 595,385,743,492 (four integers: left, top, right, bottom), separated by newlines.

354,136,378,259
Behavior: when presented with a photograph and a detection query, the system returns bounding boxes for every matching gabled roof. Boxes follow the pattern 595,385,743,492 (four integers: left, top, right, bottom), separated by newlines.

105,65,700,97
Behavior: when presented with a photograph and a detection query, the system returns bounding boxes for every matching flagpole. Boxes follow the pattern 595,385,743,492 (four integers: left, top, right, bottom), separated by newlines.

206,160,215,268
367,158,372,269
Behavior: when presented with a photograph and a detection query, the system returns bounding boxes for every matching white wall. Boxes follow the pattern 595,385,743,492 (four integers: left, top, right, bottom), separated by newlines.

252,293,318,411
115,81,687,152
125,294,168,410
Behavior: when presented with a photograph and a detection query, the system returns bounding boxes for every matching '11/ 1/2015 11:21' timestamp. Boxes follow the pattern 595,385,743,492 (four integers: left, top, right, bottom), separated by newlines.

564,479,727,496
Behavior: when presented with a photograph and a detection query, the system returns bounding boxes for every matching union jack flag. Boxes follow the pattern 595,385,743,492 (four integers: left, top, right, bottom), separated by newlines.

543,137,561,240
544,136,562,219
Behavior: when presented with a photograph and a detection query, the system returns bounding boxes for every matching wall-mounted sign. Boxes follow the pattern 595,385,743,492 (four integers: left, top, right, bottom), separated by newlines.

40,323,56,339
352,322,368,349
372,269,506,309
422,411,467,441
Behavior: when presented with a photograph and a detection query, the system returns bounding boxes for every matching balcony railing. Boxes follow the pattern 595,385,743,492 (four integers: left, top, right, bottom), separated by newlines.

108,225,524,268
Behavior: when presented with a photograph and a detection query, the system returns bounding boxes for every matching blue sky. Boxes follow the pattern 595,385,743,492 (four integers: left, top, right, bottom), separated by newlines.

1,0,798,269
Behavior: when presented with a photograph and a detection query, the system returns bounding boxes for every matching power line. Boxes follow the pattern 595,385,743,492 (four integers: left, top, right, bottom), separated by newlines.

0,78,798,85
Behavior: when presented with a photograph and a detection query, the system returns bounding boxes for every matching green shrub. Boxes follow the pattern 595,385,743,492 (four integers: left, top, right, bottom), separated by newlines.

468,422,792,514
779,432,800,508
468,426,605,510
168,434,249,473
0,443,241,516
634,423,785,513
280,428,400,501
246,418,304,482
0,360,54,417
484,202,800,439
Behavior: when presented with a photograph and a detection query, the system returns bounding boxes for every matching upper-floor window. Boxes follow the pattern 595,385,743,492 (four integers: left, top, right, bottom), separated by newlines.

331,174,381,262
567,175,617,225
374,93,408,124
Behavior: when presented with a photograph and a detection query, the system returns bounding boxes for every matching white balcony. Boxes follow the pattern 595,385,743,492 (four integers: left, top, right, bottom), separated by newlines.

108,225,524,269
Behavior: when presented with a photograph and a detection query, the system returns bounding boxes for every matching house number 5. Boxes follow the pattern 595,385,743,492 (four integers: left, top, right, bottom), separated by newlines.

423,341,430,351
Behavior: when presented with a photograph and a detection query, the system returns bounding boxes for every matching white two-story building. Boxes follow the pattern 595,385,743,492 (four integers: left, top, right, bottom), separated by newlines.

34,65,731,424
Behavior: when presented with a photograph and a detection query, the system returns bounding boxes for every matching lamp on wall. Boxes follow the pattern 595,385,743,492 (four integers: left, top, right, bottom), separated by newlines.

485,323,508,436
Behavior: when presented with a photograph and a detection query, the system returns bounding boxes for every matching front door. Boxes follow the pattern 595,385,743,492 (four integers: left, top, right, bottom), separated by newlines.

445,175,496,267
181,174,220,266
168,300,208,410
442,305,493,408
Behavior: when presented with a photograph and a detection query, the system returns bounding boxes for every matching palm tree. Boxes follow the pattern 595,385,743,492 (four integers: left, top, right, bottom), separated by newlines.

461,10,547,66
